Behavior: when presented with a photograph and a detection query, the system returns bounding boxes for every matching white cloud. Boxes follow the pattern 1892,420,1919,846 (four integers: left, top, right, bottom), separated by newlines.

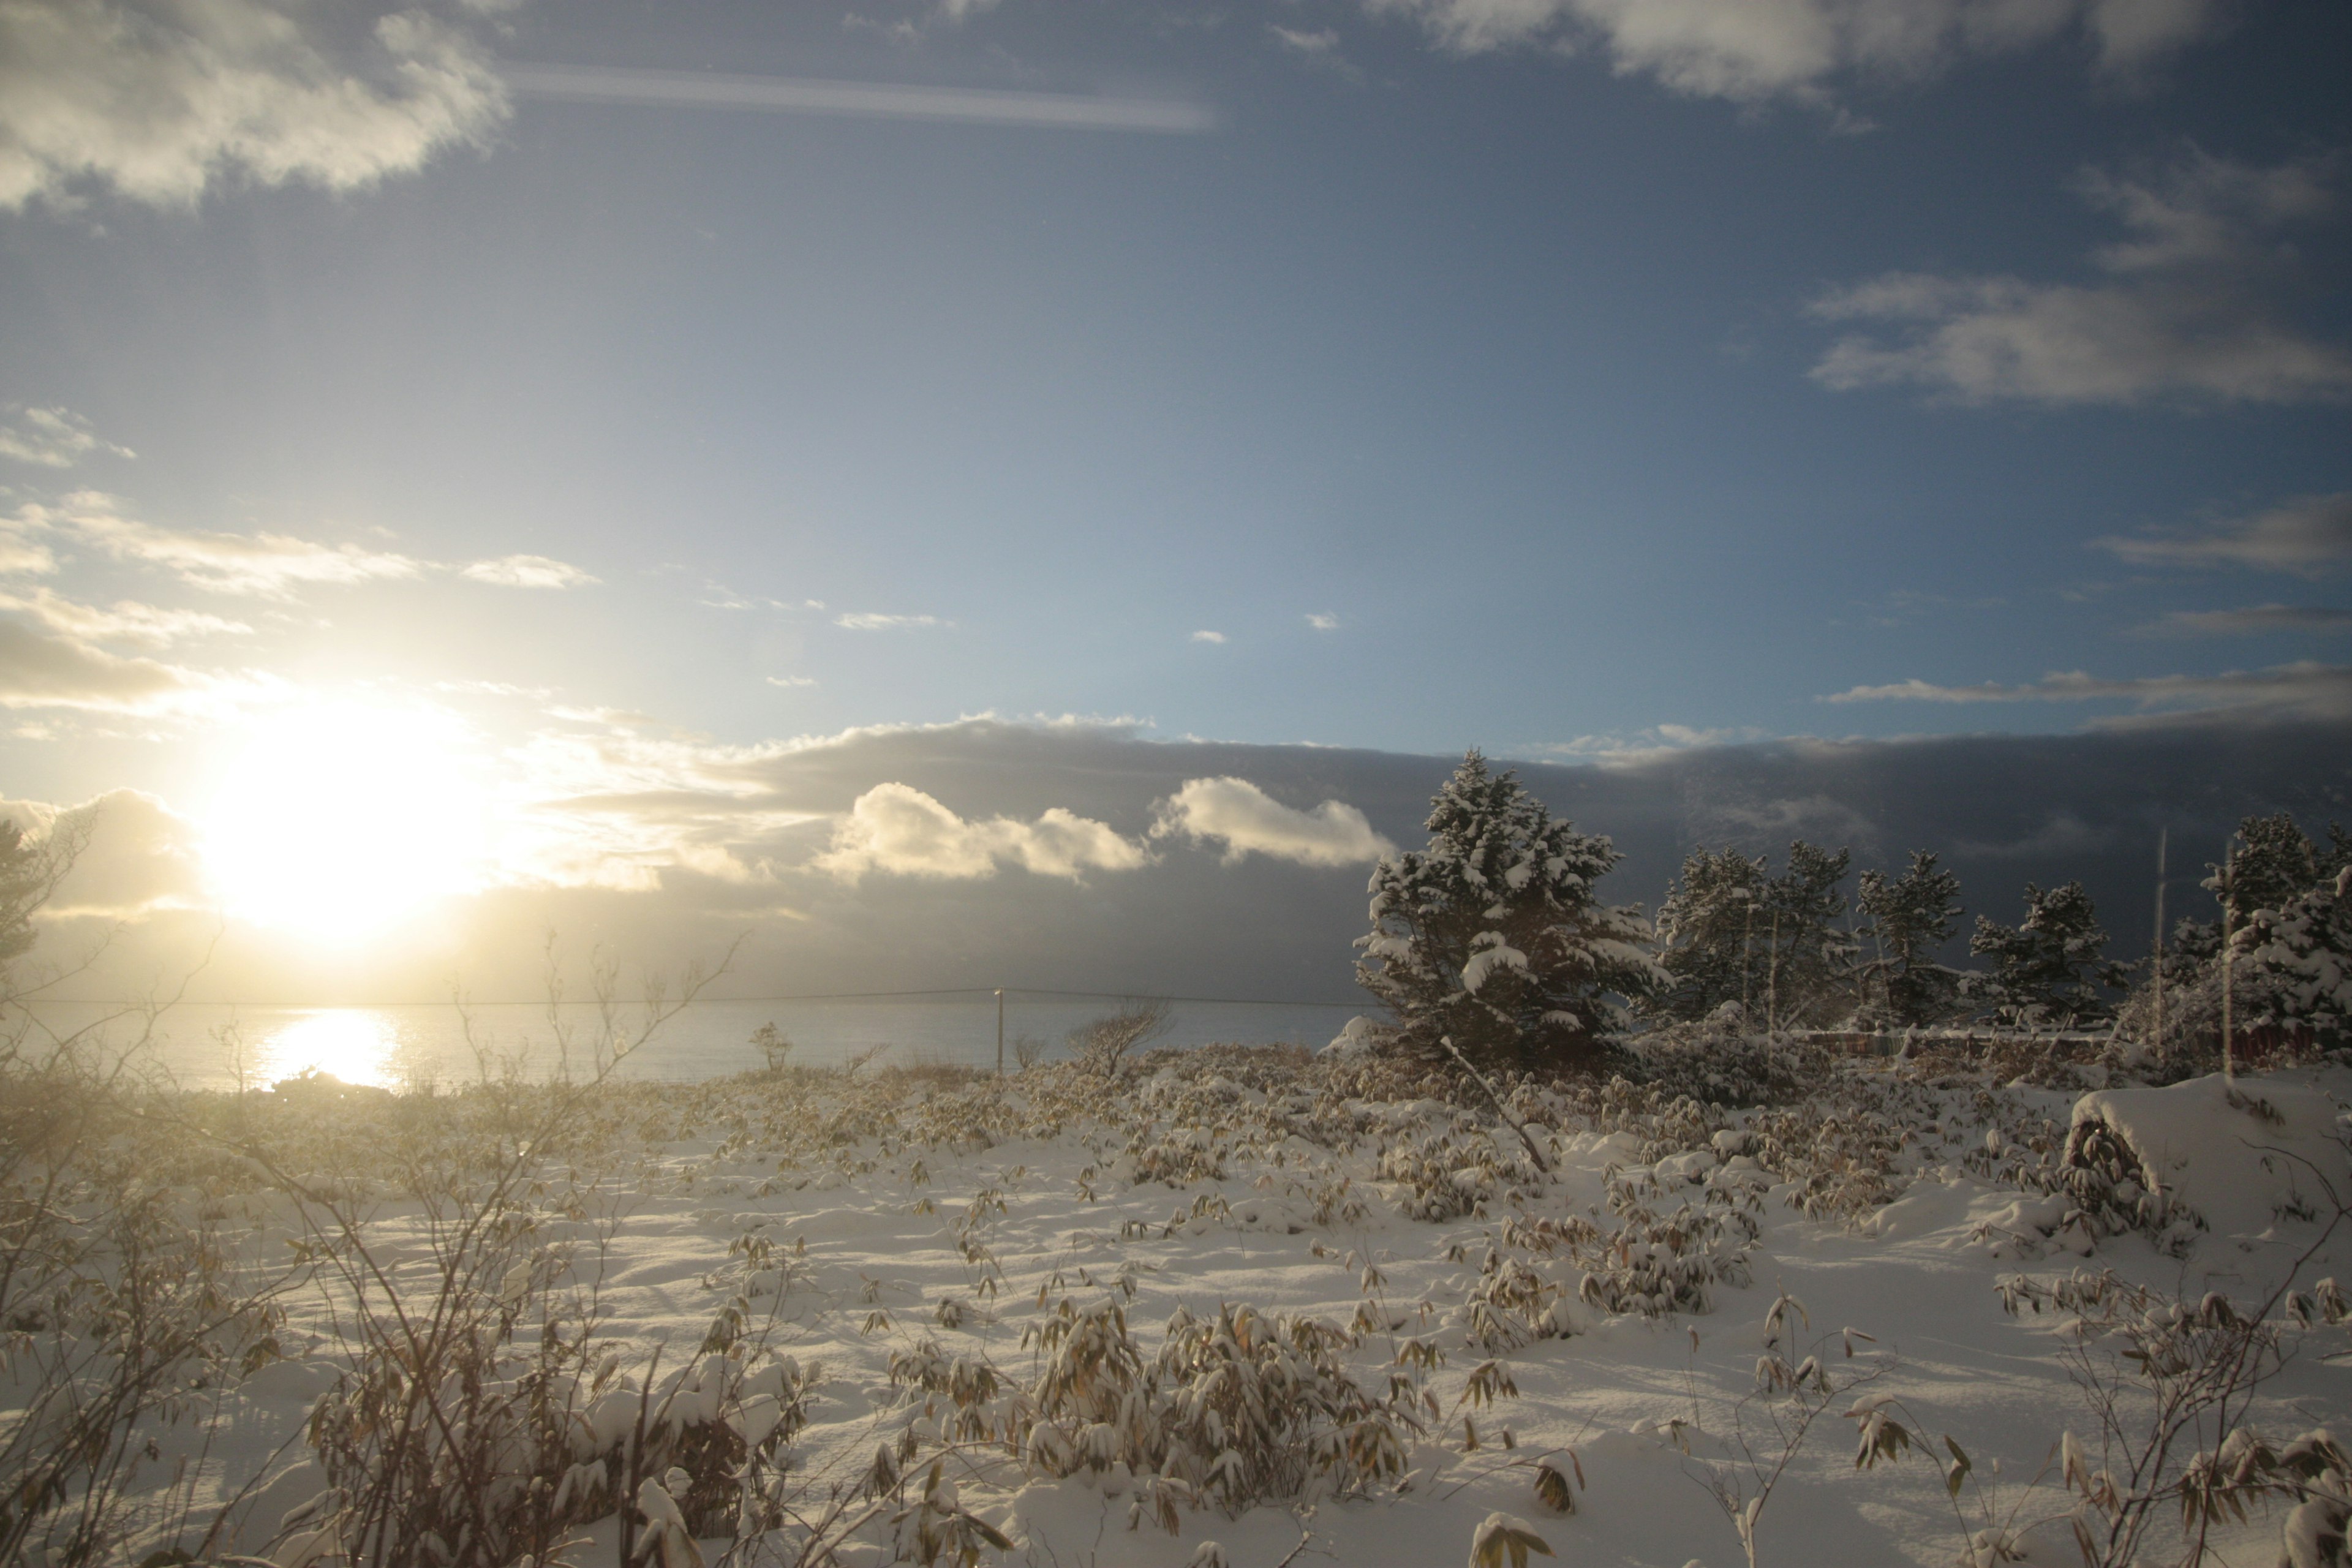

1822,661,2352,722
1811,152,2351,407
1305,612,1340,631
816,782,1149,881
20,491,421,595
502,63,1213,134
1363,0,2223,104
0,586,249,646
1272,24,1343,55
0,407,133,467
766,674,818,688
0,0,509,211
0,616,265,713
1151,777,1393,867
0,513,58,576
2132,605,2352,637
461,554,599,589
0,788,209,918
2095,492,2352,576
1189,629,1226,644
835,611,946,631
1537,722,1768,763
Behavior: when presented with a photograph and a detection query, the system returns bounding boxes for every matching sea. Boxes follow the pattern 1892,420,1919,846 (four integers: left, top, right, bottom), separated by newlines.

12,992,1373,1092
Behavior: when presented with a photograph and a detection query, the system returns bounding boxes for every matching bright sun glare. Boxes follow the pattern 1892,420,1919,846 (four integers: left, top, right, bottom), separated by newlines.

203,704,492,944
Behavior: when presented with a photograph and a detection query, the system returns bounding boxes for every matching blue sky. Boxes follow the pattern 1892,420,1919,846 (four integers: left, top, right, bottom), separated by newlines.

0,0,2346,995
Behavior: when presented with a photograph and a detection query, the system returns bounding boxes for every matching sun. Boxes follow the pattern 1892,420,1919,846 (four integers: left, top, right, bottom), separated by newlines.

202,702,493,944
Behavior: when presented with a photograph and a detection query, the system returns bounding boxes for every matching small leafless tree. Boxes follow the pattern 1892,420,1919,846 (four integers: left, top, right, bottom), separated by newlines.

1067,998,1174,1076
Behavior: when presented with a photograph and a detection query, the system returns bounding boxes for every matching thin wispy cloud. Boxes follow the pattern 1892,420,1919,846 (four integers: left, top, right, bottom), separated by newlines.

0,587,249,647
0,0,508,211
1364,0,2224,104
1305,612,1340,631
461,554,599,589
1536,723,1768,763
504,65,1215,135
2095,492,2352,576
1189,630,1226,644
31,492,422,597
1152,777,1392,867
0,407,132,468
835,611,947,631
1811,151,2351,407
2132,605,2352,638
766,674,818,688
1823,661,2352,722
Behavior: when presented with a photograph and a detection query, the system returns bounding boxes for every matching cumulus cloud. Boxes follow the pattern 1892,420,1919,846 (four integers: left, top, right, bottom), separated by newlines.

1811,151,2351,407
1364,0,2224,104
461,554,598,589
0,616,245,712
835,611,946,631
1823,661,2352,722
0,407,133,467
2133,605,2352,637
1151,777,1393,867
2095,492,2352,576
0,0,509,211
0,586,249,646
816,782,1150,881
0,788,209,918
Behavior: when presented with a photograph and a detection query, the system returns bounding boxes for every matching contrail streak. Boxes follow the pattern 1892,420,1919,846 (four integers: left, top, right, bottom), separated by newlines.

503,64,1216,134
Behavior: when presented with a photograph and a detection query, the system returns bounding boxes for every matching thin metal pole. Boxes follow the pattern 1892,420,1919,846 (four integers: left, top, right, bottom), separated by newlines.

2220,842,2236,1081
2153,828,2167,1060
995,988,1005,1076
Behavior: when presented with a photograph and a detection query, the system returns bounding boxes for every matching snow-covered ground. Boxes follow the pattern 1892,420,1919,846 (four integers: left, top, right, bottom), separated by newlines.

38,1046,2352,1568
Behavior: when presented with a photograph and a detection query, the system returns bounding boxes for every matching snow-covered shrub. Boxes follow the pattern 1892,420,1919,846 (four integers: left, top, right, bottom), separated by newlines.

893,1294,1419,1526
1627,1022,1833,1108
1457,1246,1577,1349
1378,1124,1545,1221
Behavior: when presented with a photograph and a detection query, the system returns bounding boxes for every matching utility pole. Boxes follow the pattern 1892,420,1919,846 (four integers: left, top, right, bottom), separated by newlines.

995,988,1005,1076
2220,842,2236,1081
2152,828,2167,1060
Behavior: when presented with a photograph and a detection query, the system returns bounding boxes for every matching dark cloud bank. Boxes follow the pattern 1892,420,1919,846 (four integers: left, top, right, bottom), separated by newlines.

476,718,2350,1004
35,716,2351,1006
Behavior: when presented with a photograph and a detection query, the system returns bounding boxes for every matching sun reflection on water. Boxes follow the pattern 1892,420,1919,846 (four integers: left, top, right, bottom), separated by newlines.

258,1011,400,1089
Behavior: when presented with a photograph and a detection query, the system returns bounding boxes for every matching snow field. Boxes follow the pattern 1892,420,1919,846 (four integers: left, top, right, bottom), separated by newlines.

69,1050,2352,1567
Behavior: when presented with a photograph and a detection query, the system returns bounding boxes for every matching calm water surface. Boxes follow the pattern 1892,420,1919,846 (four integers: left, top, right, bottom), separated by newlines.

15,994,1370,1091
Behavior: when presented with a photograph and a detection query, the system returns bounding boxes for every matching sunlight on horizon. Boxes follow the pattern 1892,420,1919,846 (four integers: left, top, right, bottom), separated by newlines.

200,703,494,946
254,1009,399,1088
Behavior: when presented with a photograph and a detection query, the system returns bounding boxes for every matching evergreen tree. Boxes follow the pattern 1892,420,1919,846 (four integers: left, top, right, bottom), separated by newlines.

1651,840,1856,1029
1969,881,2125,1028
0,818,47,971
1355,751,1662,1073
1651,847,1768,1022
1854,850,1964,1027
1767,840,1855,1027
2210,811,2321,918
2230,862,2352,1051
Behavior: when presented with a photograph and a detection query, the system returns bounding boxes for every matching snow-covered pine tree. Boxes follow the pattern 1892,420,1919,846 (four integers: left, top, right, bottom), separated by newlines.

1354,751,1662,1073
1651,847,1768,1023
1650,840,1853,1030
1854,850,1965,1028
1767,840,1855,1027
2230,862,2352,1052
1968,881,2125,1029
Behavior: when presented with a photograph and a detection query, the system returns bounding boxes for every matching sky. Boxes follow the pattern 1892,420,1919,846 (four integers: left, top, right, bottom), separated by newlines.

1,0,2347,1003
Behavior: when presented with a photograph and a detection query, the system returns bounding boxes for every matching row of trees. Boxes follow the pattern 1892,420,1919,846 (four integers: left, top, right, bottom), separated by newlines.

1355,752,2352,1073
